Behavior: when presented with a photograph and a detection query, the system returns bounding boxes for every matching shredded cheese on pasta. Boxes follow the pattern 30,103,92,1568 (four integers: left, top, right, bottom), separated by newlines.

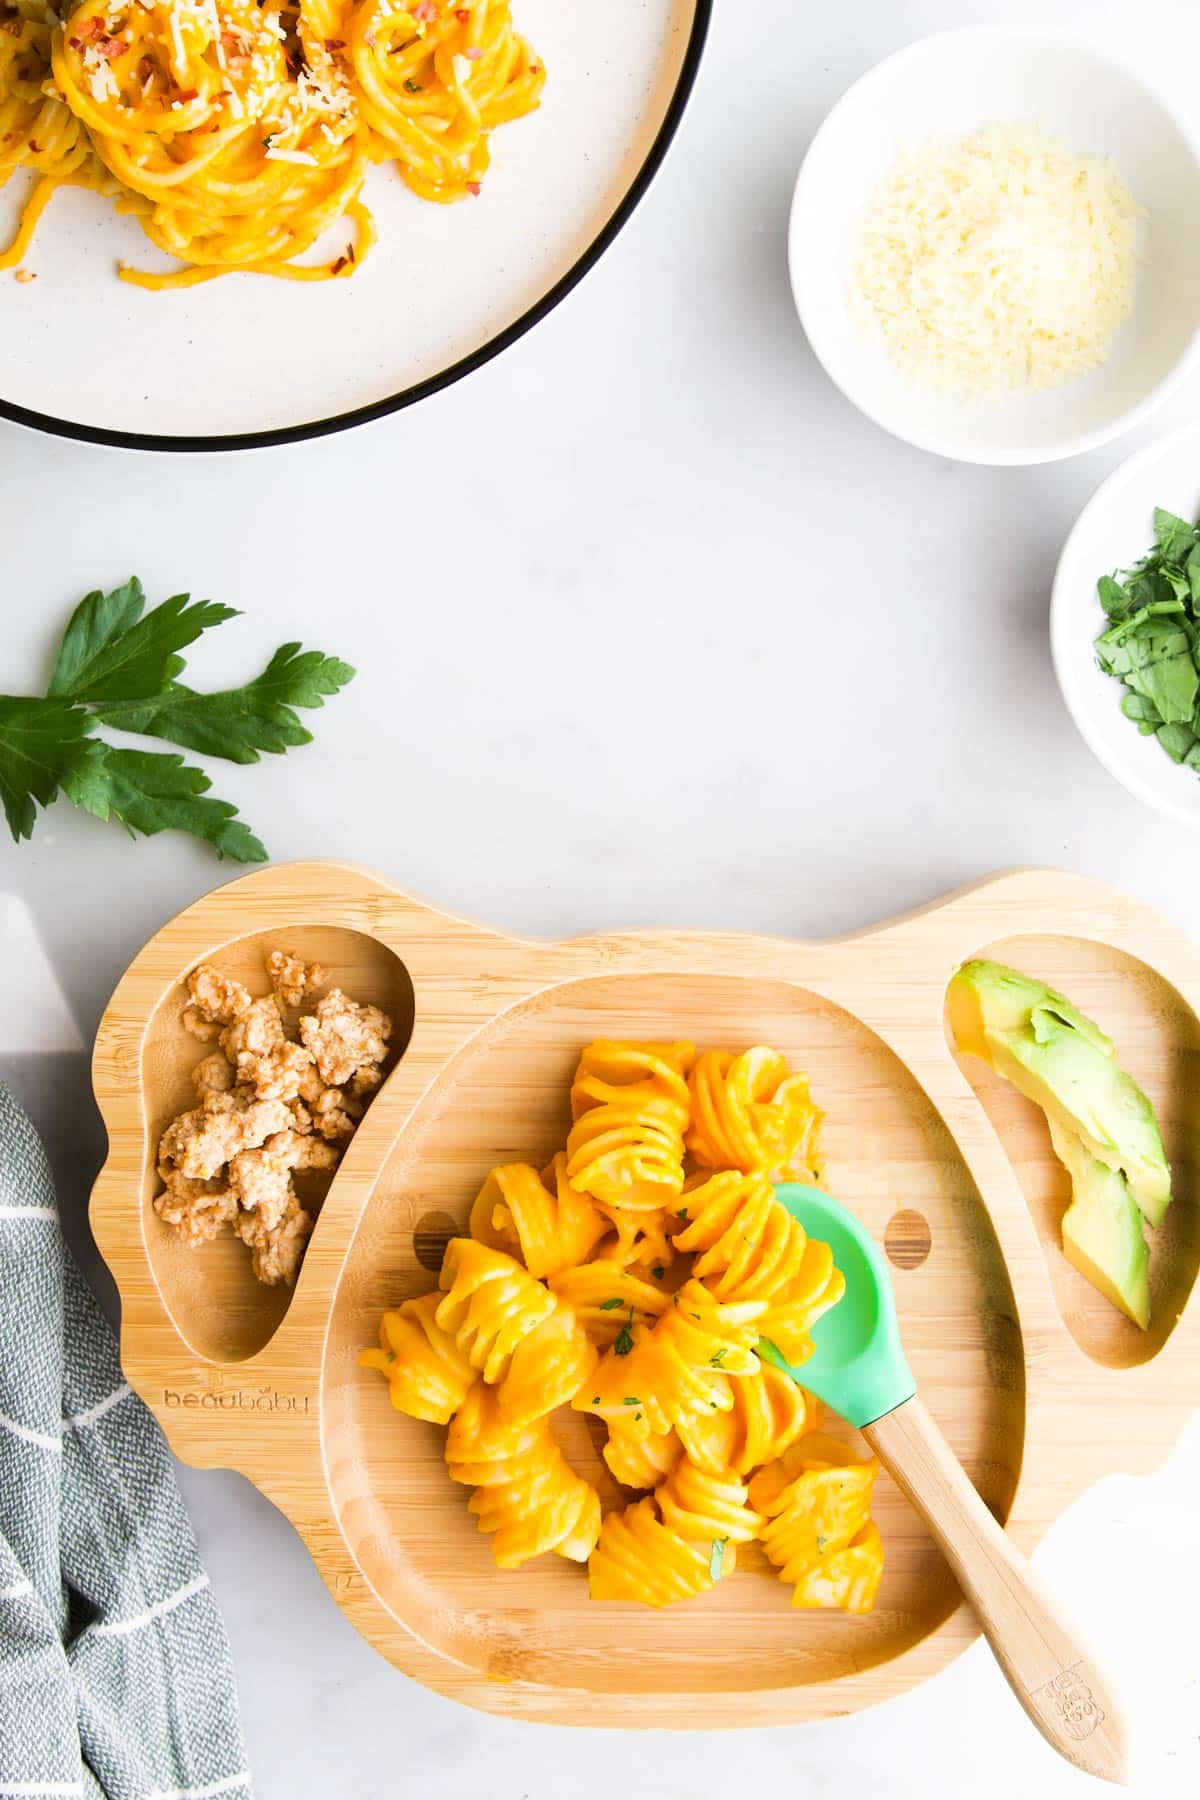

0,0,543,286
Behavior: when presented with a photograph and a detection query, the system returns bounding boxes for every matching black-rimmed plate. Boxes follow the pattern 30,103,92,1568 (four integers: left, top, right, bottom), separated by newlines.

0,0,707,451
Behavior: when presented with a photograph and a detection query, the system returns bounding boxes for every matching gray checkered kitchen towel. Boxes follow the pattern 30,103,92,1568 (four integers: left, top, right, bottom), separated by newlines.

0,1082,253,1800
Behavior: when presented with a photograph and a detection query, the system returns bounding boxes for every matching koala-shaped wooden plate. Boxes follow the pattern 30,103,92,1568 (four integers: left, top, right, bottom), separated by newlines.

90,861,1200,1726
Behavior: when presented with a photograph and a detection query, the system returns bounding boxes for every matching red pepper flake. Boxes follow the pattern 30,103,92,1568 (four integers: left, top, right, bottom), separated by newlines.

466,179,480,196
173,86,198,100
27,138,39,152
528,63,540,74
92,34,124,58
455,6,470,17
324,36,345,48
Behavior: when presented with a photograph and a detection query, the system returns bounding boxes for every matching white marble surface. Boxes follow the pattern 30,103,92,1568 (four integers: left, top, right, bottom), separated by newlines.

4,0,1200,1791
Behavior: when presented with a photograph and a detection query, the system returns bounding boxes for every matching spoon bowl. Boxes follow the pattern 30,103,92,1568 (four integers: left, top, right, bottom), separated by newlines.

768,1182,914,1427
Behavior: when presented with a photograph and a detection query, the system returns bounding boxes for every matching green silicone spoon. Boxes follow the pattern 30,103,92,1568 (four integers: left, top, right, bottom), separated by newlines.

769,1183,1128,1787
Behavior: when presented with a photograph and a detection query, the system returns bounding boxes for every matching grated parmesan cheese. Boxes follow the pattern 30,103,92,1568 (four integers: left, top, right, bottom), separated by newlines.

850,123,1142,399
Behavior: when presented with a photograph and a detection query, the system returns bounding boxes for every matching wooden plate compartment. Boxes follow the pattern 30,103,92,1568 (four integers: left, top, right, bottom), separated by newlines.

90,863,1200,1726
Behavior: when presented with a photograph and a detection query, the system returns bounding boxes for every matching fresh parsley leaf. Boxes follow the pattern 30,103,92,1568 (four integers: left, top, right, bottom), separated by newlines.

675,1206,688,1221
95,642,355,764
0,697,94,841
62,744,267,862
6,579,351,862
650,1264,665,1280
621,1396,640,1406
710,1348,727,1367
1154,507,1196,563
613,1316,635,1357
598,1297,624,1311
48,581,238,703
1120,691,1161,727
1157,721,1198,764
1097,574,1130,619
708,1538,727,1581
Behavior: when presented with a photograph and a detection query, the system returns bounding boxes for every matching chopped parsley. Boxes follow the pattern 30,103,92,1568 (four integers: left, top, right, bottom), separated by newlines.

622,1396,640,1406
598,1297,624,1311
613,1314,635,1357
651,1264,665,1280
675,1206,689,1221
403,77,422,91
591,1395,600,1404
709,1348,727,1367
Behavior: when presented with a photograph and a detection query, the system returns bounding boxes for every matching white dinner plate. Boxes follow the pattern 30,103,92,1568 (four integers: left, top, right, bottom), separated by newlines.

0,0,707,450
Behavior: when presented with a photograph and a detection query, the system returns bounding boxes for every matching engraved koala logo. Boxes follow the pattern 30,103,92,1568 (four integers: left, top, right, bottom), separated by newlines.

1033,1664,1104,1741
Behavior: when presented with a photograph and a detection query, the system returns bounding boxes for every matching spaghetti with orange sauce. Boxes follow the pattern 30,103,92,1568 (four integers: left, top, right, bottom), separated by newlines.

0,0,543,287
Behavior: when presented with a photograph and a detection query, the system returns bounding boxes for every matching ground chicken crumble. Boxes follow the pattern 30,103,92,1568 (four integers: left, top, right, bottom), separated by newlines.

153,951,393,1285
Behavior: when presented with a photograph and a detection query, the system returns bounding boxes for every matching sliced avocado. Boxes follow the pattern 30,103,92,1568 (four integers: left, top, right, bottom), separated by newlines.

947,959,1171,1229
1048,1119,1151,1330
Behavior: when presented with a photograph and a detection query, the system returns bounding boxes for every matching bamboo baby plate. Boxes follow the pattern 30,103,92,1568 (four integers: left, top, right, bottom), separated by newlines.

90,862,1200,1727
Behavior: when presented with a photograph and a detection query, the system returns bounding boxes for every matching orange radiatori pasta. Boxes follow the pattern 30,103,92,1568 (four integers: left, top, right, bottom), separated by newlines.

566,1039,695,1268
360,1036,883,1615
436,1237,594,1422
446,1383,601,1568
655,1455,764,1548
676,1360,813,1477
687,1046,823,1179
588,1494,733,1606
469,1154,608,1280
546,1259,670,1349
603,1423,681,1491
749,1432,884,1613
0,0,543,285
358,1289,474,1424
574,1278,763,1441
672,1170,846,1366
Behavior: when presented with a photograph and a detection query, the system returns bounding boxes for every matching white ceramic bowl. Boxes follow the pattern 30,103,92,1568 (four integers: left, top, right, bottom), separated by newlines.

1052,424,1200,828
789,29,1200,466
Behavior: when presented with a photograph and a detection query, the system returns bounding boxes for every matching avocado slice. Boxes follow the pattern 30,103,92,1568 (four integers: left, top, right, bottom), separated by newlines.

947,959,1171,1229
1048,1119,1151,1329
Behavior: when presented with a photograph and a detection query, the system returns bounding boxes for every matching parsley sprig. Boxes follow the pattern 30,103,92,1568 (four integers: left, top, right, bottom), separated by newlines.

0,578,354,860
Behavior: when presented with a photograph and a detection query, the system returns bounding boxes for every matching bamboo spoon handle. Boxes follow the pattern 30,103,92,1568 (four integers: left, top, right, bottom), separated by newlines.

863,1395,1129,1785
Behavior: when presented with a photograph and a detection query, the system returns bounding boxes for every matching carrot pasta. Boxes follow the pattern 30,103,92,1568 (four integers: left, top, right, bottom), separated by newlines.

361,1036,884,1611
0,0,543,285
